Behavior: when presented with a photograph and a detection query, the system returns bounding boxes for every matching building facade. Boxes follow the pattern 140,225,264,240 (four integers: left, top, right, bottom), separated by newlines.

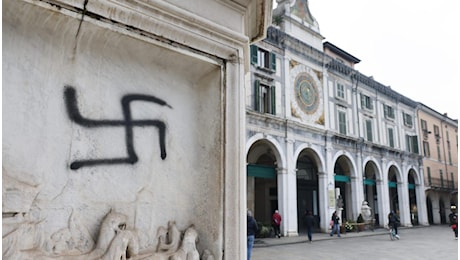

418,105,458,225
246,0,444,236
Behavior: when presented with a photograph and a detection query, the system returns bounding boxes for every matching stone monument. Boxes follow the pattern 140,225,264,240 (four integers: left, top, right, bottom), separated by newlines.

2,0,272,259
361,201,373,222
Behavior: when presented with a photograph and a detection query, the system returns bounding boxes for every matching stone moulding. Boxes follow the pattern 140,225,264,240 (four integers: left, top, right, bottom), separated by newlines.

3,210,214,260
37,0,248,60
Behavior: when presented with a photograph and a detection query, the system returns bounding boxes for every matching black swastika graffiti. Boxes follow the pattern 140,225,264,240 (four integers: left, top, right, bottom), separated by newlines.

64,86,172,170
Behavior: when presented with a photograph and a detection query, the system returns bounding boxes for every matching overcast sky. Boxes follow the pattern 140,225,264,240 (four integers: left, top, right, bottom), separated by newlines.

278,0,460,120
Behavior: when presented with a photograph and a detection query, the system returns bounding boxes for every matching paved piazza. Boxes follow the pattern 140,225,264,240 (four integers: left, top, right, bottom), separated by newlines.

252,225,458,260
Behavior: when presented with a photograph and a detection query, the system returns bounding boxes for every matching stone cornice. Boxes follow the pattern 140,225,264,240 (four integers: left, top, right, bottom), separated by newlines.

35,0,252,59
264,26,419,109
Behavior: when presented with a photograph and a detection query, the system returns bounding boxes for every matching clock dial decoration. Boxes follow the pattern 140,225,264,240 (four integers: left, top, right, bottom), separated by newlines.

294,73,319,114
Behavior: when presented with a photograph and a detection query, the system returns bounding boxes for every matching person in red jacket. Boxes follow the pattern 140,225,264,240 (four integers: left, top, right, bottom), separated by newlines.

272,210,282,238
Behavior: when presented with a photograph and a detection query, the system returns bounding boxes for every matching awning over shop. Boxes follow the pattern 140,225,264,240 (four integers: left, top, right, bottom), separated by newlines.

247,164,276,179
334,174,350,183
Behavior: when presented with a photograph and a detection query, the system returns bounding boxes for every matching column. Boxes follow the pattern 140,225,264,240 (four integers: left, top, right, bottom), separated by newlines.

398,175,412,227
379,157,391,227
281,138,299,237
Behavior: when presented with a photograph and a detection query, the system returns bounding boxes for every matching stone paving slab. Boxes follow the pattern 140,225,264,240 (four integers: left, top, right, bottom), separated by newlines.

254,226,415,247
252,225,458,260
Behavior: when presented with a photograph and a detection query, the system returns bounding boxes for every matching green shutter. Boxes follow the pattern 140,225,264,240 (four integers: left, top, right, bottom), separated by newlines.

388,128,394,147
412,135,419,153
339,111,346,134
250,45,258,64
270,52,276,71
366,120,373,142
405,135,409,151
388,181,397,188
271,86,276,115
254,80,260,111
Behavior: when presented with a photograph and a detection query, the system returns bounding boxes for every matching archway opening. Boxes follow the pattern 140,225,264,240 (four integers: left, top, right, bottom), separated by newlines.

296,151,320,233
247,141,279,227
426,196,434,224
364,161,379,225
408,171,418,225
439,199,447,224
388,166,400,215
333,155,353,222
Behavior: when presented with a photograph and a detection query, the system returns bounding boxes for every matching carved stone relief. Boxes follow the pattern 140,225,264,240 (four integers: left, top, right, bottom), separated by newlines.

3,209,214,260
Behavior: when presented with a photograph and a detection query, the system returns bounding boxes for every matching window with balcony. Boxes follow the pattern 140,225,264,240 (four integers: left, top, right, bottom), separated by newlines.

383,104,395,119
360,94,373,111
421,119,430,139
250,45,276,71
423,141,430,157
433,124,440,137
254,80,276,115
421,119,428,131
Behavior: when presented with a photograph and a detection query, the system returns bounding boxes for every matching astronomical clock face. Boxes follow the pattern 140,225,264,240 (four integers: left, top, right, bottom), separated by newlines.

294,73,319,114
290,64,323,123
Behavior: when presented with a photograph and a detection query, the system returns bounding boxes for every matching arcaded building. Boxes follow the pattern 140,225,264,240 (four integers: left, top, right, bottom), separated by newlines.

246,0,430,236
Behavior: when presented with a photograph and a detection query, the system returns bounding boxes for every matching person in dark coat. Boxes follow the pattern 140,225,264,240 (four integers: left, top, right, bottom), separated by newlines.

247,210,258,260
449,209,458,240
304,210,315,243
388,210,400,239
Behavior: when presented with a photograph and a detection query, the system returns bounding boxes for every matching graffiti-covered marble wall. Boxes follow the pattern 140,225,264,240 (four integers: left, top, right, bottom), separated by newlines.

2,0,272,259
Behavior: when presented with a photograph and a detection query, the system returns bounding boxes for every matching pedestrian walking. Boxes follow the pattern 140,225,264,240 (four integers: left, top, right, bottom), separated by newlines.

247,210,258,260
272,210,282,238
329,211,341,237
449,208,458,240
304,210,315,243
388,211,400,239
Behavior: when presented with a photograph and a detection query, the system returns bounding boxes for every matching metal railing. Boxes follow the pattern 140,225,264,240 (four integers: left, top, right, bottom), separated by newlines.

427,177,456,191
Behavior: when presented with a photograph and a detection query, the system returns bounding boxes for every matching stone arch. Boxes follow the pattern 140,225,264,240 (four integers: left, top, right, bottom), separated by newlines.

362,158,381,225
439,198,447,224
425,194,434,224
246,133,285,169
362,156,383,181
293,144,325,173
246,134,284,226
293,146,324,234
331,152,357,222
387,164,402,216
384,162,403,182
331,151,358,178
407,168,420,225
